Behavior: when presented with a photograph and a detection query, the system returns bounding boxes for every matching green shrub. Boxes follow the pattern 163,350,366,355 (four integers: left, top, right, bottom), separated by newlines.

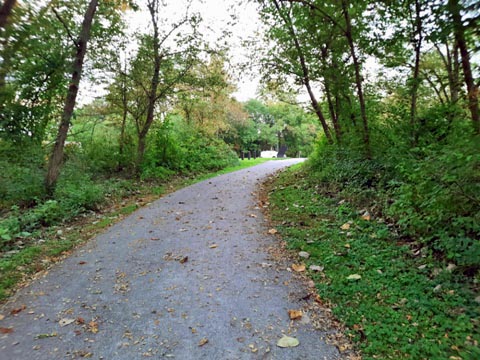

54,170,105,217
0,141,45,207
143,117,238,177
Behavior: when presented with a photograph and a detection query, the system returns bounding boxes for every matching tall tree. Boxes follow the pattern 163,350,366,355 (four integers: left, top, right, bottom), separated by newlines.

448,0,479,133
259,0,333,143
45,0,99,193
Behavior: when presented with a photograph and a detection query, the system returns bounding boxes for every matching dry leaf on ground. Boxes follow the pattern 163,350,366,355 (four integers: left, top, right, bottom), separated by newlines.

198,338,209,346
59,318,75,327
10,305,26,315
340,223,351,230
277,335,300,348
268,228,278,235
0,327,13,334
292,264,306,272
88,321,98,334
288,309,303,320
209,244,218,249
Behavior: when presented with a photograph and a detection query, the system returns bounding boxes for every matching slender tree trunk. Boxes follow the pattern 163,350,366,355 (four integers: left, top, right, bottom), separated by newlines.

448,0,479,134
410,0,423,145
272,0,333,143
135,0,162,173
45,0,98,194
341,0,370,156
0,0,16,98
0,0,16,29
321,46,341,142
118,84,128,171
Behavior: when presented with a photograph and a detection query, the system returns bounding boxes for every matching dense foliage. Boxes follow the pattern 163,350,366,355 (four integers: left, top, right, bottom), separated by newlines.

257,0,479,271
258,0,479,357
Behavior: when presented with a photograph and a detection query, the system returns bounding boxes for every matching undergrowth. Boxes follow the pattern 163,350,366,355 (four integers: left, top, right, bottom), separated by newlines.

267,165,479,359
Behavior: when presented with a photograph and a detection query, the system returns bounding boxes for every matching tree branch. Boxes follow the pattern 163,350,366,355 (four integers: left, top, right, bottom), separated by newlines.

52,8,79,48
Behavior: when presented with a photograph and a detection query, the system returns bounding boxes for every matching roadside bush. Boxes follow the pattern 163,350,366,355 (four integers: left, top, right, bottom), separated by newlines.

54,167,105,216
309,128,480,271
143,117,238,177
0,141,45,208
389,136,480,269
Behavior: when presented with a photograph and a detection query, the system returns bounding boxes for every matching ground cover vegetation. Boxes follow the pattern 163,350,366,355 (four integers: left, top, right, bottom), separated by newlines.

0,1,315,299
257,0,479,358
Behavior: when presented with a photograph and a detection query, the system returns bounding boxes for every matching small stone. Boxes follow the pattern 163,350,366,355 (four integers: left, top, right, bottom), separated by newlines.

446,263,456,272
309,265,324,272
298,251,310,259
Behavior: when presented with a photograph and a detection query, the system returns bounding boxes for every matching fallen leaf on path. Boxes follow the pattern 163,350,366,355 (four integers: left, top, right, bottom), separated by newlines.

0,314,4,321
10,305,26,315
179,256,188,264
340,223,351,230
209,244,218,249
150,237,160,241
76,317,85,324
347,274,362,281
0,327,13,334
36,332,57,339
59,318,75,327
78,261,87,265
198,338,209,346
277,335,299,348
88,321,98,334
249,214,257,218
292,264,306,272
268,228,278,235
288,310,303,320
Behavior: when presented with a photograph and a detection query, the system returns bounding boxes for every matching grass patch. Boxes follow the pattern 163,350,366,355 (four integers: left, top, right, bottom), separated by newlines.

0,158,270,302
267,166,480,360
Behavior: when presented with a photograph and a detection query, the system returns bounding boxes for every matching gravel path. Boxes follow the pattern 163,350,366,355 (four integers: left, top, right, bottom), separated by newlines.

0,159,342,359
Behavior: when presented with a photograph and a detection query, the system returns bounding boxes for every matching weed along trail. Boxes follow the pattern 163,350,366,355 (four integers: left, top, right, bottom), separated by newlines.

0,159,346,360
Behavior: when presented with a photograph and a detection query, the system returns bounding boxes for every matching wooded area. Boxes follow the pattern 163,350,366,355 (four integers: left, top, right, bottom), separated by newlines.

257,0,479,269
0,0,317,243
0,0,479,357
259,0,479,358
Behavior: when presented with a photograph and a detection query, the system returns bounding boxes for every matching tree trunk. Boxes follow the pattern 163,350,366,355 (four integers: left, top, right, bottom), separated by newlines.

448,0,479,133
118,83,128,171
321,46,341,142
135,0,162,173
341,0,370,156
45,0,99,194
0,0,16,29
410,0,423,145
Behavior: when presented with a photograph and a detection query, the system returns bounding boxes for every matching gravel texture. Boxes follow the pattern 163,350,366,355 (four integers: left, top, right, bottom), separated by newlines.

0,159,342,359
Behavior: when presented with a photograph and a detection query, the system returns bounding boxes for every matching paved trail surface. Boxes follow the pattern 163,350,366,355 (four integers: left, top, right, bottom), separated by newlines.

0,159,342,359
